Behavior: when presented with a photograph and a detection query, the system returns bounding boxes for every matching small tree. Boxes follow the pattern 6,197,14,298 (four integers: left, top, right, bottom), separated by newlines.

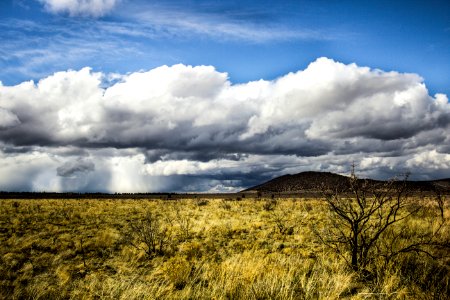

318,168,448,274
318,169,415,271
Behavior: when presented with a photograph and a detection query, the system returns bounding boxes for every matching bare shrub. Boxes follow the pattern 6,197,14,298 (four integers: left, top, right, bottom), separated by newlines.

127,211,169,258
270,208,294,235
317,169,449,274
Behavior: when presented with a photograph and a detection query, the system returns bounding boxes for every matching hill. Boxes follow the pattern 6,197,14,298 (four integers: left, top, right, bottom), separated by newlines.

242,171,450,194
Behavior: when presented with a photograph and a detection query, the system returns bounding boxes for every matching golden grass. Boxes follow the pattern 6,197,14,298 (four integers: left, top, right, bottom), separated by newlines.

0,197,448,299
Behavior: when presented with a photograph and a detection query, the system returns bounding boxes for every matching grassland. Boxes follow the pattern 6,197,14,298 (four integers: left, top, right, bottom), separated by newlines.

0,196,448,299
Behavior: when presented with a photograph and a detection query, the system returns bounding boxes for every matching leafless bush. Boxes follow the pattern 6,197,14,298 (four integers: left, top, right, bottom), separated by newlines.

317,169,449,274
270,208,294,235
127,211,169,258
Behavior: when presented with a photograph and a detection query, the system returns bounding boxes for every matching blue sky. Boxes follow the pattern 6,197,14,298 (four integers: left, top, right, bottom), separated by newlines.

1,0,449,94
0,0,449,192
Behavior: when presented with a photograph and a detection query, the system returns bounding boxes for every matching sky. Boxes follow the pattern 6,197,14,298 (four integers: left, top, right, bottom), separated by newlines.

0,0,449,193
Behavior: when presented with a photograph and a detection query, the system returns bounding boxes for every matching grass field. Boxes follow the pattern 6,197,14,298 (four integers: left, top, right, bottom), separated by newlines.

0,196,448,299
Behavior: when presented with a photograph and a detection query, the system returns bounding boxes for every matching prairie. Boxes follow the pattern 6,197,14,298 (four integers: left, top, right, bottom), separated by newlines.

0,196,448,299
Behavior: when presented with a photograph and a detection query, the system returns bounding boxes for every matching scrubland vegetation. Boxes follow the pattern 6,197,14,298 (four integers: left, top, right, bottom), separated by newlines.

0,192,448,299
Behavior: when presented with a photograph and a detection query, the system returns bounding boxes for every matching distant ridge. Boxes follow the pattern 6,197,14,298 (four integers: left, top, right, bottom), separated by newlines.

242,171,450,194
243,171,352,193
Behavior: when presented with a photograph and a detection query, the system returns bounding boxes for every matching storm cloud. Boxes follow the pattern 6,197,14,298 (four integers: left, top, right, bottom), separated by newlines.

0,58,449,192
56,159,95,177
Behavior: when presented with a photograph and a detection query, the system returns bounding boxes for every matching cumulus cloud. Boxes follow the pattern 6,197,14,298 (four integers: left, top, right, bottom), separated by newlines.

0,58,449,192
39,0,119,17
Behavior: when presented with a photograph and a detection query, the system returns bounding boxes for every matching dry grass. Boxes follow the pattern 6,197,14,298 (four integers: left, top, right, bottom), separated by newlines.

0,197,448,299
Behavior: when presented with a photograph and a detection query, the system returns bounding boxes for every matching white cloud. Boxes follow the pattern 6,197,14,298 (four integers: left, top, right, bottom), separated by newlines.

242,58,438,141
0,58,449,191
407,150,450,170
39,0,119,17
1,58,448,153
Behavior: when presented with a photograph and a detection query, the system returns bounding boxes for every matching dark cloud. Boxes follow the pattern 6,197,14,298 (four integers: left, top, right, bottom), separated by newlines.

143,149,249,164
57,160,95,177
0,145,36,154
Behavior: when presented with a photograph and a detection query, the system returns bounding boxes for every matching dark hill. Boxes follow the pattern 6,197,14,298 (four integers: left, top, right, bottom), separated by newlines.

242,171,450,194
243,171,353,193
